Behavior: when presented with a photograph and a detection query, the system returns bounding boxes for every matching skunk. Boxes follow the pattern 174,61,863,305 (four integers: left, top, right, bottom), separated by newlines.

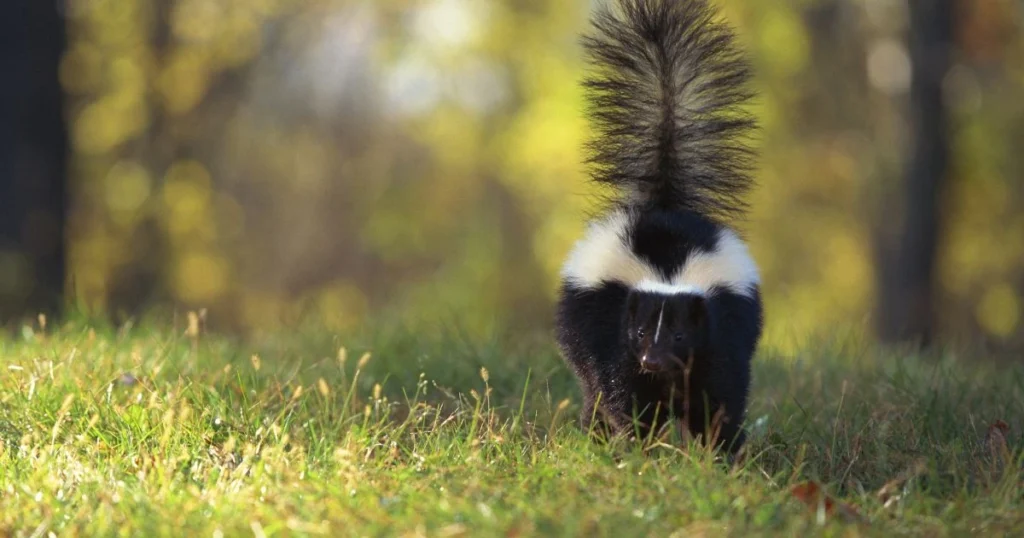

555,0,763,455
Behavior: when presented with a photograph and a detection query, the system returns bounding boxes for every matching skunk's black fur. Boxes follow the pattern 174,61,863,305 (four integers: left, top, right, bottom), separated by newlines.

555,0,763,455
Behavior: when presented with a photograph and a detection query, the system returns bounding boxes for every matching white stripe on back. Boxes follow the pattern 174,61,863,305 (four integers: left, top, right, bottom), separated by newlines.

560,209,760,298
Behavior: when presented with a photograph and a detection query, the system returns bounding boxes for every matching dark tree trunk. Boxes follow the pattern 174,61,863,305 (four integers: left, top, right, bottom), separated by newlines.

876,0,954,345
0,1,68,323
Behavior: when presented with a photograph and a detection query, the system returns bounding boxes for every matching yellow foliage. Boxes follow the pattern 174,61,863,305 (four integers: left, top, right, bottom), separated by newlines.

171,0,224,44
240,293,287,331
212,11,264,68
158,49,210,114
757,9,809,77
162,160,213,239
73,101,127,155
105,161,152,224
173,251,230,304
977,284,1021,338
61,0,1023,345
312,283,370,331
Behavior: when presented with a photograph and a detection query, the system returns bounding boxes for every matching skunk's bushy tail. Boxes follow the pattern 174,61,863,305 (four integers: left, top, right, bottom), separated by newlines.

582,0,756,220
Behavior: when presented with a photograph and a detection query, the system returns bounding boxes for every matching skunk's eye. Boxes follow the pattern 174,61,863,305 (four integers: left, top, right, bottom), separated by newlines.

636,329,645,339
674,333,684,342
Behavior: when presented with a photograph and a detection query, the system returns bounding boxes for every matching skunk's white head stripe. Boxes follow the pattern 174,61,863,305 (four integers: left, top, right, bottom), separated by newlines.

653,299,666,343
561,210,760,298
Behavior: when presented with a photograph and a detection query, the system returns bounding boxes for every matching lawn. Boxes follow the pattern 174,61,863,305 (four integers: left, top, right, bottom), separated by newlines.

0,317,1021,536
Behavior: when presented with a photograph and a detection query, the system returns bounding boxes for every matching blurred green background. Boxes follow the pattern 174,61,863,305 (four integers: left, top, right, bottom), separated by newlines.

2,0,1022,354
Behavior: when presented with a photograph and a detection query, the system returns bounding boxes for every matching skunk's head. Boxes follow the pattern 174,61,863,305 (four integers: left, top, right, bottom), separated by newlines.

624,290,711,374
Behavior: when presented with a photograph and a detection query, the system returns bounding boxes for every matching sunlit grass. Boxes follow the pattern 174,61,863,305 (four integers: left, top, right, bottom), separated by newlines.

0,316,1022,536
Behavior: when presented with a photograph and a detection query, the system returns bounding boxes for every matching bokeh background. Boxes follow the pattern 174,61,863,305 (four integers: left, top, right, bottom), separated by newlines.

1,0,1022,355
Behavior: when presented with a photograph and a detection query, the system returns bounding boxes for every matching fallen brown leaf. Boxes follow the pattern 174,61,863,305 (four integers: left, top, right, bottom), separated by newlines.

985,420,1010,451
791,481,867,525
877,459,927,508
984,420,1012,477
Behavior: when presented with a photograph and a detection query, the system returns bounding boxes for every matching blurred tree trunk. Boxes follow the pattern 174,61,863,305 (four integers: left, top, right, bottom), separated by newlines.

0,1,68,323
106,0,175,320
876,0,954,345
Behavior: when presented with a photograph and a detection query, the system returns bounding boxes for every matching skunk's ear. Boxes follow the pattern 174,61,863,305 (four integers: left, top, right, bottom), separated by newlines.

687,294,709,326
625,290,640,320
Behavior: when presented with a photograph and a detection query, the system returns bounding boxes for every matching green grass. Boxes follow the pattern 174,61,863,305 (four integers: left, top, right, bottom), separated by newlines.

0,318,1022,537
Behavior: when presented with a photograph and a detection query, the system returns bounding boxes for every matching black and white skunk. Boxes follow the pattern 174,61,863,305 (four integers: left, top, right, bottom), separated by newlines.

555,0,763,454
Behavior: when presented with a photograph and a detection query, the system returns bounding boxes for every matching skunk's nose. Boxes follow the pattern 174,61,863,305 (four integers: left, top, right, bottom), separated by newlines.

641,354,665,372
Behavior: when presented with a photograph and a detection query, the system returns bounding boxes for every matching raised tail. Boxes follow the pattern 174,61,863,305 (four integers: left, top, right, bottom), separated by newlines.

582,0,757,220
